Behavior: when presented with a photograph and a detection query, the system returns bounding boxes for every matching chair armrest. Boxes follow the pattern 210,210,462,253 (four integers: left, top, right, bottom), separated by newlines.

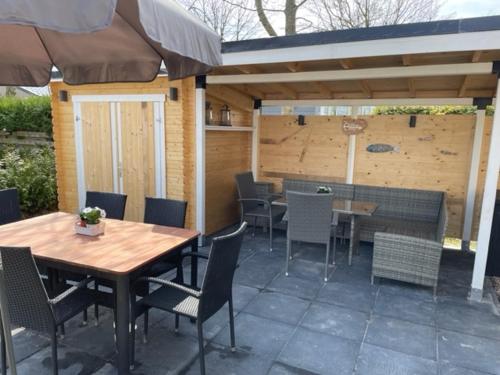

135,277,201,298
48,277,95,305
238,198,270,209
181,251,209,261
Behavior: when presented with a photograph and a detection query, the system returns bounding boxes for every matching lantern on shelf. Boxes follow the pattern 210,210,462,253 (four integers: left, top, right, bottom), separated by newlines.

220,104,231,126
205,102,213,125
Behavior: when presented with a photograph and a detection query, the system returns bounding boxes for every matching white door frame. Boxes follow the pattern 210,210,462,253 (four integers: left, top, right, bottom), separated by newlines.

72,94,166,209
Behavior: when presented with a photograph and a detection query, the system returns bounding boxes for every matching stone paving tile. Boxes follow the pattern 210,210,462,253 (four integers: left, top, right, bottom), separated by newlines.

267,361,320,374
373,291,436,326
286,259,333,283
438,329,500,375
232,284,261,311
266,274,323,300
300,302,368,342
234,252,283,289
10,327,50,363
376,279,435,302
355,343,438,375
316,281,378,313
181,343,274,375
244,291,311,326
439,363,493,375
213,313,295,360
365,315,437,360
278,327,360,375
436,300,500,341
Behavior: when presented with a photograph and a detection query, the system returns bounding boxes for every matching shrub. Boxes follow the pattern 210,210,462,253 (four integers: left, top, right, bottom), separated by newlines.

373,105,495,116
0,146,57,215
0,96,53,135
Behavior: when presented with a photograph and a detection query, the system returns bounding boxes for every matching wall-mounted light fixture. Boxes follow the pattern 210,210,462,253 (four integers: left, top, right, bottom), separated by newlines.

298,115,306,126
409,115,417,128
58,90,68,102
169,87,178,101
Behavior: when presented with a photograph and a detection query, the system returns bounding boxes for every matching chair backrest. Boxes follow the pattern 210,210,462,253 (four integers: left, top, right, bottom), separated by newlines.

0,247,54,333
144,197,187,228
85,191,127,220
235,172,259,211
287,191,333,244
199,222,247,321
0,188,22,225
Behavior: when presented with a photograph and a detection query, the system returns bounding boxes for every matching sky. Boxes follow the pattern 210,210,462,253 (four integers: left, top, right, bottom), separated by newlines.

441,0,500,18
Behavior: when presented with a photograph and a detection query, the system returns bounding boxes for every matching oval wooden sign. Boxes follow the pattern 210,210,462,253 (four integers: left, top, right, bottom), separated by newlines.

342,118,367,135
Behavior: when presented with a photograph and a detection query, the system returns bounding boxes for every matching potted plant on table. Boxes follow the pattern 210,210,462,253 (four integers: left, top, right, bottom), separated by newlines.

317,186,332,194
75,207,107,236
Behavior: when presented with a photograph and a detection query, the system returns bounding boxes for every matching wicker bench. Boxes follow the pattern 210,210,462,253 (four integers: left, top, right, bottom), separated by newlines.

281,179,448,294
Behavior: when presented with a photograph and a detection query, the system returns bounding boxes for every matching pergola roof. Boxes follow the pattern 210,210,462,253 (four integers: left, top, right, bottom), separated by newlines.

209,16,500,102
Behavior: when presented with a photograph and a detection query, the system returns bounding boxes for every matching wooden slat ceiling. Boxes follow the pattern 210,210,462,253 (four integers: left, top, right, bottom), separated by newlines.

208,50,500,101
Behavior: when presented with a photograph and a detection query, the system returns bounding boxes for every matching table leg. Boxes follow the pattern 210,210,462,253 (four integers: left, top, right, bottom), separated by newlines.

190,239,199,288
115,274,130,374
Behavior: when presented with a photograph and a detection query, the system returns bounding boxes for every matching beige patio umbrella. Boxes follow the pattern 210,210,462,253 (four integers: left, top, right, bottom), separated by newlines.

0,0,222,86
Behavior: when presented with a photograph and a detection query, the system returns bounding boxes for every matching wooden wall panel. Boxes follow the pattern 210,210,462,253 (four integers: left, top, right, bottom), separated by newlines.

50,77,197,229
354,115,476,238
258,116,348,191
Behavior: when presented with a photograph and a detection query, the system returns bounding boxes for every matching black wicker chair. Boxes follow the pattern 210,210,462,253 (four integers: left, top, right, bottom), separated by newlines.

235,172,285,251
0,247,96,375
130,222,247,375
0,188,21,226
85,191,127,220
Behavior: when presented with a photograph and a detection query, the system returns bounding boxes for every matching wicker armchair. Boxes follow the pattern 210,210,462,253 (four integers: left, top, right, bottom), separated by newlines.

0,188,21,226
0,247,97,375
286,191,335,282
371,196,448,296
130,222,247,375
85,191,127,220
235,172,285,251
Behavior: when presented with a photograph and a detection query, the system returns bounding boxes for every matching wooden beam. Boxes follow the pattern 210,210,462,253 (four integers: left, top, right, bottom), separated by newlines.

408,78,416,98
286,62,303,72
358,80,372,98
472,50,483,63
206,85,253,112
402,54,412,66
268,83,298,100
339,59,353,69
207,62,493,85
311,82,334,98
459,75,470,97
234,84,265,99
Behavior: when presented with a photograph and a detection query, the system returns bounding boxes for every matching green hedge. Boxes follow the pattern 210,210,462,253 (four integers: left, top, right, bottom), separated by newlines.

0,146,57,215
373,105,495,116
0,96,52,135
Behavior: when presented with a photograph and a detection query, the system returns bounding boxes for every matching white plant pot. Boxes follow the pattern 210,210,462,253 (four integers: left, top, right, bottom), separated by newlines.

75,221,105,237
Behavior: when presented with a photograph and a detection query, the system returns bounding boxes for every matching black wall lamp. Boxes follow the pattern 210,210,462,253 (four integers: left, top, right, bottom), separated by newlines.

409,115,417,128
298,115,307,126
58,90,68,102
169,87,178,101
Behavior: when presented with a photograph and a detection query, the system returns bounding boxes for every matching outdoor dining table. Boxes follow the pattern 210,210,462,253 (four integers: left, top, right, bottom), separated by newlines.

272,197,378,265
0,212,199,374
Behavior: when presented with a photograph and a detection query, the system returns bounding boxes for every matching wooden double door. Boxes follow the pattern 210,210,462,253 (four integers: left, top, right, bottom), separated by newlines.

73,95,166,222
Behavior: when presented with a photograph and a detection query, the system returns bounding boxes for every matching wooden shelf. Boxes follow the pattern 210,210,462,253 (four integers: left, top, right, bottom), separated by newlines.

205,125,253,132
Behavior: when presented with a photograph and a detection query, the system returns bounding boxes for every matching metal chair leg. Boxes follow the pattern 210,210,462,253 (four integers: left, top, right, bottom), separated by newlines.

0,321,6,375
228,296,236,352
285,238,291,277
324,242,330,282
197,321,206,375
59,323,65,339
269,217,273,252
332,231,337,265
82,309,88,326
51,329,58,375
175,314,180,333
252,216,257,237
94,282,99,325
143,311,149,344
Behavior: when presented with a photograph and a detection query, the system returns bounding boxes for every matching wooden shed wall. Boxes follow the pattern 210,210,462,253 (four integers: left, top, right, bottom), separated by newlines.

258,114,495,239
50,77,197,229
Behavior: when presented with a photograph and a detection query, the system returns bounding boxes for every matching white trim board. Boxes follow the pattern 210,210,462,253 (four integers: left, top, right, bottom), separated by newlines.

195,87,207,238
222,30,500,66
208,63,492,85
72,94,166,103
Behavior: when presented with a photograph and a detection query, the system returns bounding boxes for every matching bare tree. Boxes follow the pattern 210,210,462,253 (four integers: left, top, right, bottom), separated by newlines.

179,0,260,41
307,0,443,31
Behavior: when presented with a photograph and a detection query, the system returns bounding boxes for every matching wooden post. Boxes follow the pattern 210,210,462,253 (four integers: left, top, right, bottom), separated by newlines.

346,105,360,184
252,99,261,179
462,104,488,249
195,76,206,245
470,80,500,301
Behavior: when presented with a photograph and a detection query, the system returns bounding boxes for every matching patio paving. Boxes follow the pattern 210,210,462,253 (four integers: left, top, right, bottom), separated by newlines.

8,227,500,374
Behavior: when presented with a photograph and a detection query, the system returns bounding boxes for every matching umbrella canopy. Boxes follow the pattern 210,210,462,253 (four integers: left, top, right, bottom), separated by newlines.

0,0,222,85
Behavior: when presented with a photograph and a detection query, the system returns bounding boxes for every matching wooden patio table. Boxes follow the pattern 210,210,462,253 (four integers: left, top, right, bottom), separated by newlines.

0,212,200,374
272,197,377,265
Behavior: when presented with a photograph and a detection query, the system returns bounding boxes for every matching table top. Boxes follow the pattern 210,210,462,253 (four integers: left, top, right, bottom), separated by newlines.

0,212,199,275
272,197,377,216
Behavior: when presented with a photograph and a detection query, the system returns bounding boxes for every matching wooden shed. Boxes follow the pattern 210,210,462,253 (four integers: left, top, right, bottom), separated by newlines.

50,15,500,300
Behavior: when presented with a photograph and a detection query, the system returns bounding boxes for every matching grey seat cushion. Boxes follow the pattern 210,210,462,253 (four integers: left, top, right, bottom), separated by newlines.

140,286,199,318
359,216,437,242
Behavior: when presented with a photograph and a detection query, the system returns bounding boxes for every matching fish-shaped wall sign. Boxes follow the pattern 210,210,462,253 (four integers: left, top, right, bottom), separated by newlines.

366,144,400,153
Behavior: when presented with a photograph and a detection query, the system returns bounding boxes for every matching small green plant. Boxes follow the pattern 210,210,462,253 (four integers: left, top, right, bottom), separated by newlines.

79,207,106,225
372,105,495,116
317,186,332,194
0,146,57,215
